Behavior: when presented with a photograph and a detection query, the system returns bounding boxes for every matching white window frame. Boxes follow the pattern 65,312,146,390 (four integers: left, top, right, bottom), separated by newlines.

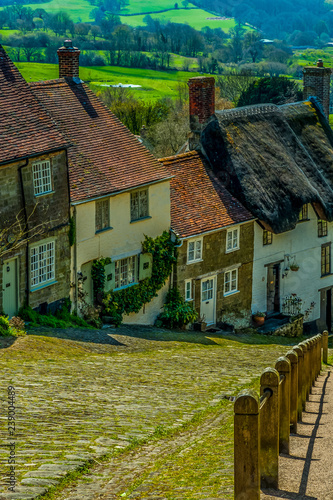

226,227,239,253
224,268,238,296
32,160,52,196
30,240,55,289
95,198,110,233
130,189,149,221
187,238,203,264
114,255,138,290
185,279,192,301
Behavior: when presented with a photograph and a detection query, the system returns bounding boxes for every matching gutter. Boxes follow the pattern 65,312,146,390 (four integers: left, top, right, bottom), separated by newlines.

0,146,68,168
175,218,256,242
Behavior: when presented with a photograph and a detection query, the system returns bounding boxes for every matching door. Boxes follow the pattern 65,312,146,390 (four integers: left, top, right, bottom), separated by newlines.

200,276,216,325
2,258,18,317
267,264,280,314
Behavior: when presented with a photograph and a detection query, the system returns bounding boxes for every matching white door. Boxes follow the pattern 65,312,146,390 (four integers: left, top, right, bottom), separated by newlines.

201,276,216,325
2,258,18,317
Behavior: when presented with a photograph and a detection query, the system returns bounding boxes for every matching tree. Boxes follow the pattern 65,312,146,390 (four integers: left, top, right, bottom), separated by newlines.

217,69,255,105
237,76,303,107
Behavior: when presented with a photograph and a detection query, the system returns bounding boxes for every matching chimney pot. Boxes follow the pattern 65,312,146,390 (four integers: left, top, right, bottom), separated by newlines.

317,59,324,67
64,39,73,48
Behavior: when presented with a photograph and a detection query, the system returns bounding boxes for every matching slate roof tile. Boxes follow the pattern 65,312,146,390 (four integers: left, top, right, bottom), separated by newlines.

30,78,170,202
159,151,253,238
0,45,67,164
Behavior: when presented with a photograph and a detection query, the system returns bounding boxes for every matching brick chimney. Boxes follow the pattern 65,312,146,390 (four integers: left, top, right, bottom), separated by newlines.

303,59,331,118
57,40,80,79
187,76,215,150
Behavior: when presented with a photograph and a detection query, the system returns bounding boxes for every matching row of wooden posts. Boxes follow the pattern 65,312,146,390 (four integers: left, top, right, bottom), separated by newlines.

234,330,330,500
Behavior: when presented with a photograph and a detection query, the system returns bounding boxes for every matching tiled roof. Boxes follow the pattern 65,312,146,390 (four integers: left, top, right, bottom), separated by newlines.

159,151,253,238
0,45,67,164
30,79,170,202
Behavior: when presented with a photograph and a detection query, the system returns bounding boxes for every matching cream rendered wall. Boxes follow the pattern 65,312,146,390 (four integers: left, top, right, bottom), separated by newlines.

74,180,171,324
252,205,333,323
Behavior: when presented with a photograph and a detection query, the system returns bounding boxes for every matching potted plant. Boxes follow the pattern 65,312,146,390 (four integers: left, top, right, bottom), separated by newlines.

193,315,207,332
290,264,299,272
253,311,266,326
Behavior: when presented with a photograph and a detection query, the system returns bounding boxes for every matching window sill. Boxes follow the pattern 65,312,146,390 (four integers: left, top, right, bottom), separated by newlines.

130,216,152,224
185,298,193,302
223,290,240,297
34,190,55,198
114,282,138,292
297,219,310,223
95,226,113,234
225,247,240,254
321,273,333,278
30,280,58,293
187,258,203,265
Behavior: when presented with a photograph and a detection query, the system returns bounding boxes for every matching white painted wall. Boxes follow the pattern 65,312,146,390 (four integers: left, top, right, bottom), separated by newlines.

73,180,171,324
252,205,333,323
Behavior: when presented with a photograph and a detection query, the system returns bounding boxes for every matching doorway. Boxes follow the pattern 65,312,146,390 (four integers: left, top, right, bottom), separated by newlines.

2,258,18,317
267,263,280,315
200,276,216,325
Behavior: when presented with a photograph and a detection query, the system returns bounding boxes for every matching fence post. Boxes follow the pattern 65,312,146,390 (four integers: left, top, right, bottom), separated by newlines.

234,390,260,500
293,345,303,421
323,330,328,364
304,340,311,399
286,350,298,433
317,334,322,375
275,357,291,454
260,368,279,489
298,342,307,410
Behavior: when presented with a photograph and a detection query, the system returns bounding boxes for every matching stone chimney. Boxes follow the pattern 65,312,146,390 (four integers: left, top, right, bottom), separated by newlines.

303,59,331,118
187,76,215,150
57,40,81,79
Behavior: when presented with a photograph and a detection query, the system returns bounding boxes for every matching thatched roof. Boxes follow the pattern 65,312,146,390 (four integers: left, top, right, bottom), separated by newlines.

200,98,333,233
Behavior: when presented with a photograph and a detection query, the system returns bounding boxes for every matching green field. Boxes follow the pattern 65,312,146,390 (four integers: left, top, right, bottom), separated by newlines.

121,9,237,31
293,47,333,66
14,61,208,100
0,29,19,39
25,0,93,22
120,0,197,14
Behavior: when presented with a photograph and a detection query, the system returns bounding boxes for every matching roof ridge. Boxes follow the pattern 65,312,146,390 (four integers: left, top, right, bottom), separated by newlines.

158,150,198,163
29,78,66,86
215,103,279,122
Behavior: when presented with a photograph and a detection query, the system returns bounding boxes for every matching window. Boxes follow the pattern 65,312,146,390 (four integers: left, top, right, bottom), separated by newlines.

318,220,328,238
187,239,202,263
226,228,239,252
298,205,308,221
224,268,238,295
321,243,331,276
32,160,52,196
95,199,110,232
131,189,148,221
202,279,214,301
115,255,137,289
31,241,55,288
263,230,273,245
185,280,192,301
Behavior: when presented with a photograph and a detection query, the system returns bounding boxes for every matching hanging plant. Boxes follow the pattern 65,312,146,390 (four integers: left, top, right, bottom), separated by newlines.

91,257,111,302
290,264,299,272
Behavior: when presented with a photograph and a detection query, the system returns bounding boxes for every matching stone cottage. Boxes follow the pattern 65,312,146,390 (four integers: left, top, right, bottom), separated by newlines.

0,44,71,316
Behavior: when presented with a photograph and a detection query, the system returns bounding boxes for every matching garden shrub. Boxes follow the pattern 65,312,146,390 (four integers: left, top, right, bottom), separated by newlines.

156,287,198,329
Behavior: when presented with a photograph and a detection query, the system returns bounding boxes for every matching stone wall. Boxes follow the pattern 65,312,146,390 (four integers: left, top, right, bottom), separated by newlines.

303,64,331,118
0,150,71,315
174,221,254,328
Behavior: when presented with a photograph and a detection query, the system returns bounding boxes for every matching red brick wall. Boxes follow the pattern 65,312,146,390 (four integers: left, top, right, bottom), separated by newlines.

303,65,331,118
188,77,215,131
57,48,81,78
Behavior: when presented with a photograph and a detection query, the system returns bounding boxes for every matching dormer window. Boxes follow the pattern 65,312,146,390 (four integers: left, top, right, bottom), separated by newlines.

298,204,308,222
32,160,52,196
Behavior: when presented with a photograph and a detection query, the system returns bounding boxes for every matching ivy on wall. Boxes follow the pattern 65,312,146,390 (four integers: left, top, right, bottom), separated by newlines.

92,231,177,326
68,216,76,246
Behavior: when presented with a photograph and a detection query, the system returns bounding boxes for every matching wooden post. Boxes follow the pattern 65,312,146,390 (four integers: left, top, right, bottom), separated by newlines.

234,390,260,500
304,340,311,399
260,368,279,489
323,330,328,364
298,342,308,409
310,338,316,389
293,345,303,421
275,357,291,454
286,350,298,433
317,334,322,376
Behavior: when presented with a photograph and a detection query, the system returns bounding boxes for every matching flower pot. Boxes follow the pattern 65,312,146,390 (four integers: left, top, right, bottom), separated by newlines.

193,321,207,332
290,266,299,272
253,315,265,326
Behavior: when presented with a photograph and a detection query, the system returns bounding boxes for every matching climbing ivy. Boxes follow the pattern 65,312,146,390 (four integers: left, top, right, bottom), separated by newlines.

91,257,111,302
68,216,76,246
103,231,177,326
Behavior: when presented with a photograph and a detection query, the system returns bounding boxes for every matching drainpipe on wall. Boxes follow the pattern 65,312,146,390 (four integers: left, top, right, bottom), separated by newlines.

73,205,78,314
18,159,29,307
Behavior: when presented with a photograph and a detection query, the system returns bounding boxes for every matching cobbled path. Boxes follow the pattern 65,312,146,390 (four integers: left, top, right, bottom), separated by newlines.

0,326,306,500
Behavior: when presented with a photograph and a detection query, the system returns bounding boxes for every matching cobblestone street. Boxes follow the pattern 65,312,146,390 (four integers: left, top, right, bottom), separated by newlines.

0,326,316,499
